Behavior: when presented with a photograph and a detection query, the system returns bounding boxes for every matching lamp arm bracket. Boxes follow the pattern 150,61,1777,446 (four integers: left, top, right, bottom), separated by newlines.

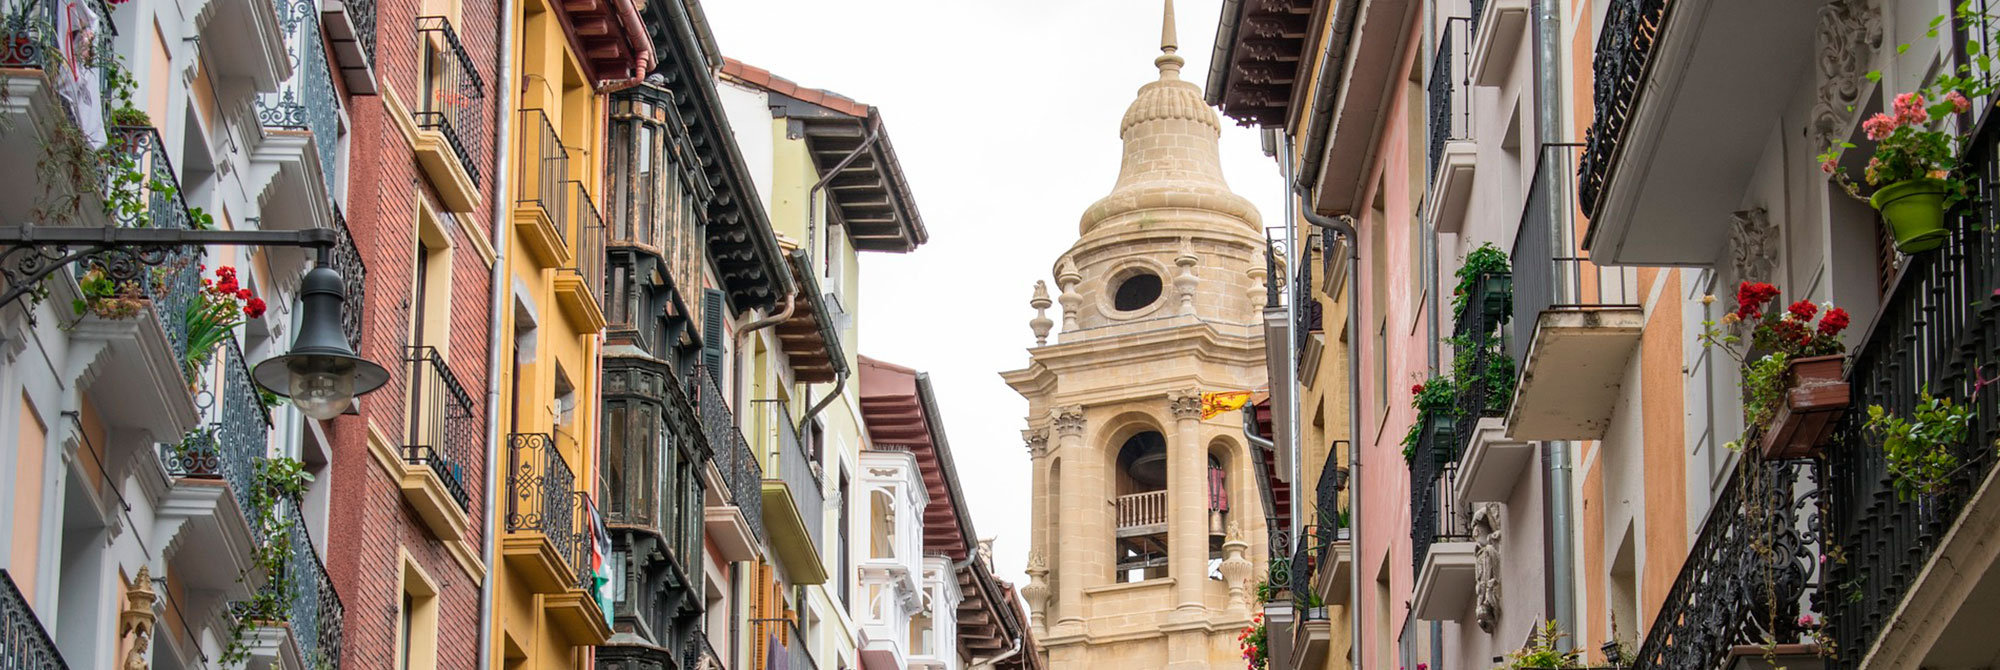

0,226,340,315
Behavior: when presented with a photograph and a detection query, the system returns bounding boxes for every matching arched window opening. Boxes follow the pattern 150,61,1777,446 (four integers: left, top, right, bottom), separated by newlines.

1114,431,1169,583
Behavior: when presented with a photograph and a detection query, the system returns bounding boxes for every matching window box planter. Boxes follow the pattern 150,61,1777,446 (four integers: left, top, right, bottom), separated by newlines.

1759,354,1849,460
1478,272,1513,321
1428,415,1459,463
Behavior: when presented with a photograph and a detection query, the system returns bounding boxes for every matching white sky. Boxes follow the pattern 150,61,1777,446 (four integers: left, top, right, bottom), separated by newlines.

702,0,1286,588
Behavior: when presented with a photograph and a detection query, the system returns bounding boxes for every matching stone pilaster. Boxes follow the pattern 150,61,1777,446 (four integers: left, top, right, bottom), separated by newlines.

1167,389,1206,616
1051,405,1088,634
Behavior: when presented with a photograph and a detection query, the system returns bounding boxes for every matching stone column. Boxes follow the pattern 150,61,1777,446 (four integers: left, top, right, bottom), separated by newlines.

1022,427,1051,635
1167,389,1206,615
1051,405,1088,633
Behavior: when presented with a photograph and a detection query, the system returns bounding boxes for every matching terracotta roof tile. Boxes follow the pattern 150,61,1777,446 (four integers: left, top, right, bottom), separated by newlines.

719,57,870,118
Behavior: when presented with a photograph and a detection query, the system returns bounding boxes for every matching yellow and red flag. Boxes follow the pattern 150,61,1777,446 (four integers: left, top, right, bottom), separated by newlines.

1200,391,1253,420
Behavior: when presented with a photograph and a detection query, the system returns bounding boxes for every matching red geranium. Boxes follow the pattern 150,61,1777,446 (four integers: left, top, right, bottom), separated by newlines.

1735,281,1781,319
1819,307,1851,336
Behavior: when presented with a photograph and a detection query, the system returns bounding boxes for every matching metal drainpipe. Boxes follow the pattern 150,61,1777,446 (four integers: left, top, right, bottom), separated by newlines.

1531,0,1577,640
1281,136,1304,543
1299,200,1359,670
477,0,520,664
806,117,882,266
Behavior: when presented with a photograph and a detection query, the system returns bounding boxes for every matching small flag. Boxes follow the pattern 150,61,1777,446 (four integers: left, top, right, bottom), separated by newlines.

1201,391,1252,420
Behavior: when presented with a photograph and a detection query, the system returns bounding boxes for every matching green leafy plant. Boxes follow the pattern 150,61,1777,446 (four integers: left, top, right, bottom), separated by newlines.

220,456,314,666
1402,378,1458,462
71,266,144,320
1449,333,1516,415
1498,621,1581,670
1452,243,1511,315
1867,389,1975,500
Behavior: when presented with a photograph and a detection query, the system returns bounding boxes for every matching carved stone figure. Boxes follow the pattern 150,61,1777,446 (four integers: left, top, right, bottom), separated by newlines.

1471,503,1504,633
117,566,158,670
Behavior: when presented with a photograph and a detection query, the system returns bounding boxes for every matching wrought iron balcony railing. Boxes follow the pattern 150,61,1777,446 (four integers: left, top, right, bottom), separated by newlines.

517,109,569,227
402,345,476,511
330,205,366,351
1314,448,1347,567
1411,456,1468,574
1628,456,1820,670
0,569,67,669
693,366,767,545
750,617,818,670
414,16,485,185
164,339,274,526
257,0,341,184
1824,112,2000,669
1294,241,1321,364
1451,268,1511,455
756,397,824,550
1577,0,1673,218
1427,17,1472,184
1292,525,1329,620
261,498,344,670
507,432,592,590
1509,144,1640,361
564,181,605,307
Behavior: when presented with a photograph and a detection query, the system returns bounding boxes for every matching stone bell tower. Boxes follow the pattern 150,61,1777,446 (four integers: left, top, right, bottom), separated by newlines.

1004,2,1268,668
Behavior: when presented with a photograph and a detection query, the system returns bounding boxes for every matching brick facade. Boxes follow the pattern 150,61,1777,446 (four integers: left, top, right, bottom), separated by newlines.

324,0,501,665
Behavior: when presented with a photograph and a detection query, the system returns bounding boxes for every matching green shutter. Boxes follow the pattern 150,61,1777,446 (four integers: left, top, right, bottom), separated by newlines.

702,288,727,376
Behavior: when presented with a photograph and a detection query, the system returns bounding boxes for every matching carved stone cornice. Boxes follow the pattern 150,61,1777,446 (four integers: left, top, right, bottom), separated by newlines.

1052,405,1086,437
1022,428,1050,457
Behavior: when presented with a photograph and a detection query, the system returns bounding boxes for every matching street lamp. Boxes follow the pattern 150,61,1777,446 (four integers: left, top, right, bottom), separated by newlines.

0,226,388,419
251,262,388,419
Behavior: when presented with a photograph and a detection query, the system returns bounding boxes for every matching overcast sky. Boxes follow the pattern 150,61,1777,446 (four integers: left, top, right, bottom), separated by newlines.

702,0,1285,588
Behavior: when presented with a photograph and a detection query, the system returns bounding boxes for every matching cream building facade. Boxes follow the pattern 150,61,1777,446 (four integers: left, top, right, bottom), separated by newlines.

1006,4,1270,669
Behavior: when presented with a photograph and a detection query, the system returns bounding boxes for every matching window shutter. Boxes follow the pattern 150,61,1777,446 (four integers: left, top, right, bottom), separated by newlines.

702,288,727,377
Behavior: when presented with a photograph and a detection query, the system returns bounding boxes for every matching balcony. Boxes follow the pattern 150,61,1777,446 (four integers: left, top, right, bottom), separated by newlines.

157,338,270,597
859,449,927,670
752,617,819,670
1114,490,1167,538
243,499,344,670
1823,115,2000,670
1576,0,1819,265
1310,457,1352,606
502,432,611,643
514,109,571,266
753,397,828,585
1453,417,1533,504
1467,0,1527,86
399,345,476,540
1293,245,1324,377
599,355,708,567
1508,145,1642,441
0,0,113,224
908,556,960,670
321,0,376,94
1426,17,1476,233
251,0,342,233
1411,458,1474,621
412,16,484,212
687,631,726,670
704,377,767,563
554,181,606,332
1451,268,1511,455
195,0,290,96
1291,527,1334,670
1,570,67,668
1627,457,1821,670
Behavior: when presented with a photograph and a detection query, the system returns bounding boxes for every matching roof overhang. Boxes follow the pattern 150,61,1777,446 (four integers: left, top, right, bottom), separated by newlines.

775,248,847,384
857,357,973,560
1206,0,1324,128
553,0,650,82
717,59,928,253
644,3,792,314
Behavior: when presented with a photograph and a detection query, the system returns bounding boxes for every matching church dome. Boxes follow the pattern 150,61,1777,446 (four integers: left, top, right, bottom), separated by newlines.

1078,4,1261,235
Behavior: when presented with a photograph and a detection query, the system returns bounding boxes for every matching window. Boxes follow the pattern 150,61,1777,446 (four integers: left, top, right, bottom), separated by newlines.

397,556,440,670
411,204,454,350
838,467,852,609
1112,272,1163,311
1113,431,1169,583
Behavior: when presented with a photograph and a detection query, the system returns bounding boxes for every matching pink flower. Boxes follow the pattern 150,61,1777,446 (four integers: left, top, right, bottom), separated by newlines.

1821,156,1837,174
1947,90,1972,114
1863,113,1899,141
1894,92,1930,124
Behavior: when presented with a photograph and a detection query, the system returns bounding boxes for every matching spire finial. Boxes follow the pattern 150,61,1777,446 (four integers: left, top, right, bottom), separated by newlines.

1155,0,1184,79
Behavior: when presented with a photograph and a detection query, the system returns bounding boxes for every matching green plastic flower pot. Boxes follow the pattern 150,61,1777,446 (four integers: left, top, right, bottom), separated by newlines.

1870,178,1952,253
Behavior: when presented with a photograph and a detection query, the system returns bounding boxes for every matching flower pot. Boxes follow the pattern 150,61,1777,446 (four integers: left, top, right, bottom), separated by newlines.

1760,354,1850,460
1427,415,1458,463
1870,178,1952,253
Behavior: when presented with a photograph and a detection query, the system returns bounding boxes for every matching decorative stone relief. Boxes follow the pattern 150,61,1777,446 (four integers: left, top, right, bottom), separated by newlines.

1811,0,1883,152
1471,503,1504,633
117,565,158,670
1052,405,1086,437
1022,550,1050,632
1173,250,1199,316
1730,207,1780,288
1168,389,1203,420
1219,521,1253,614
1029,280,1054,346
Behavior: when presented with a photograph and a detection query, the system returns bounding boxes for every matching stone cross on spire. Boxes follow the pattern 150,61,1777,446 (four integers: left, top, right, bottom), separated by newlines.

1156,0,1184,79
